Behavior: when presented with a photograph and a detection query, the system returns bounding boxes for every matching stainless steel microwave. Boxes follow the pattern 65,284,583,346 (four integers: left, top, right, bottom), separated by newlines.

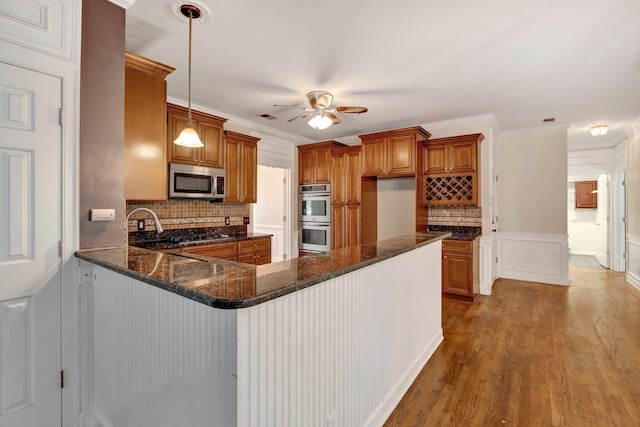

169,162,226,200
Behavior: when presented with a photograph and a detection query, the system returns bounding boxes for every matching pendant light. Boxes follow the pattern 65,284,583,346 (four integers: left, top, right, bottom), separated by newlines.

173,4,204,148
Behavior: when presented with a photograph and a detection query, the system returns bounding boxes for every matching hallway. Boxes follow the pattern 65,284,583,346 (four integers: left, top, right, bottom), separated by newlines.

385,266,640,426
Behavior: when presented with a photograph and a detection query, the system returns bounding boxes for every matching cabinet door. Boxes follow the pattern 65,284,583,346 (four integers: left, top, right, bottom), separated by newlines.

331,152,348,205
298,148,315,184
224,138,242,203
386,135,415,176
199,120,225,169
124,65,168,201
167,109,198,164
345,205,361,248
331,205,346,250
314,147,332,184
442,253,473,295
361,138,386,177
448,141,476,173
346,149,362,204
422,142,448,174
575,181,597,208
241,141,258,203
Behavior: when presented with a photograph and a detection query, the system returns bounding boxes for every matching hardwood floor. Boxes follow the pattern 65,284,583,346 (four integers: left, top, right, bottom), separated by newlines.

384,266,640,426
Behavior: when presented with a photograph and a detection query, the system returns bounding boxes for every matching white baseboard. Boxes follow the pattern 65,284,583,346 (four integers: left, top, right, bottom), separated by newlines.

364,330,444,427
498,232,569,286
627,234,640,292
568,250,596,256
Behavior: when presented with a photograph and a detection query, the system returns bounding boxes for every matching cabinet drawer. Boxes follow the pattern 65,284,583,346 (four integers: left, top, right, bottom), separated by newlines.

238,251,271,265
442,239,472,254
238,237,271,255
181,241,237,259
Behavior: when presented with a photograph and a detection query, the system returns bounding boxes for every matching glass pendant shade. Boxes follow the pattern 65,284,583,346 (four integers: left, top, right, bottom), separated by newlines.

173,122,203,147
308,114,333,130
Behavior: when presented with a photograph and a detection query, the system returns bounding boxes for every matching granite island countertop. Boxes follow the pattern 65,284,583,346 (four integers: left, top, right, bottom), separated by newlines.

75,231,450,309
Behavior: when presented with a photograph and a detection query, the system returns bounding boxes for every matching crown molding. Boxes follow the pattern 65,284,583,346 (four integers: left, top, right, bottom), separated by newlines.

108,0,138,9
167,97,313,144
422,113,501,133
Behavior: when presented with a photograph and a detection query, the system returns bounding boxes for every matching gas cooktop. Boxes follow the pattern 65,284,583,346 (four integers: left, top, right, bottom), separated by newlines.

167,233,230,247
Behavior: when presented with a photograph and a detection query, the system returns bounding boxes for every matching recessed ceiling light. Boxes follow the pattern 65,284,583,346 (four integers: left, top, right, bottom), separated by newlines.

590,125,608,136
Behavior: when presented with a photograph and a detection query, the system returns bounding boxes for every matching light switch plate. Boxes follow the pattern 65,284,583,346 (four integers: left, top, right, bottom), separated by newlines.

90,208,115,222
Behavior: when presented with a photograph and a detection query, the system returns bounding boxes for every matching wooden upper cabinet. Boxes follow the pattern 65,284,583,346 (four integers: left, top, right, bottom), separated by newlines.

224,130,260,203
297,141,346,185
422,135,481,175
331,145,362,205
124,51,174,201
166,103,227,168
359,126,431,178
575,181,597,208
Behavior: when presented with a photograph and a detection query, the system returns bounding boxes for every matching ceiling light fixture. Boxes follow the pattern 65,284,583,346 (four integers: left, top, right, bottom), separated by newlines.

590,125,608,137
308,113,333,130
173,4,204,148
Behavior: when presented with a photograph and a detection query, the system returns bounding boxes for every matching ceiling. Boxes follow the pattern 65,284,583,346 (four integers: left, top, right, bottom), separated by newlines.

125,0,640,149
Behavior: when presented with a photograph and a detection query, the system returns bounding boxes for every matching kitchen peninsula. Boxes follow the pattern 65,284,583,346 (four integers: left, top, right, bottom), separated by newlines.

76,231,448,426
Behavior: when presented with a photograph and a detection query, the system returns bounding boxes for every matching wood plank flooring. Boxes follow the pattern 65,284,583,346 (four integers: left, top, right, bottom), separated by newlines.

384,266,640,426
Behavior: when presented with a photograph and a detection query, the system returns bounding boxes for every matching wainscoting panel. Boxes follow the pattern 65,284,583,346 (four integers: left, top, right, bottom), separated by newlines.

627,234,640,291
498,232,569,285
479,236,493,295
236,243,443,427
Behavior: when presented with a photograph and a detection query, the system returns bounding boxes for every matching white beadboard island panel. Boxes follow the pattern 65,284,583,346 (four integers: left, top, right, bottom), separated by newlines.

236,242,442,427
90,266,238,427
85,239,443,427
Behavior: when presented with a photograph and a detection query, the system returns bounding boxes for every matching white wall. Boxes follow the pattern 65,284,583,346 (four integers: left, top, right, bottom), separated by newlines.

499,128,568,234
377,178,416,240
255,165,284,225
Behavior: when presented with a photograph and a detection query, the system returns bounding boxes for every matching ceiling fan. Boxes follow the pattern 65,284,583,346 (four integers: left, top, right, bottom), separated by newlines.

274,90,368,130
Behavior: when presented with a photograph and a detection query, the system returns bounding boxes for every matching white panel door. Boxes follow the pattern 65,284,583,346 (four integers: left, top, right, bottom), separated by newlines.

0,62,62,426
595,174,609,268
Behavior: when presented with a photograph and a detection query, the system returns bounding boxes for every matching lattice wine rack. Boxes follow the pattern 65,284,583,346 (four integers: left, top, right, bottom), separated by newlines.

423,175,476,205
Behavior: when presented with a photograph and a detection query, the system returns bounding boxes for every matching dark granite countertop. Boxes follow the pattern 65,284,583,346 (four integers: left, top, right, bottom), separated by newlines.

75,232,450,309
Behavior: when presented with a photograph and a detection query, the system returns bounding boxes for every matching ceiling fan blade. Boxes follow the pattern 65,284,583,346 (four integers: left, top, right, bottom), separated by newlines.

327,113,341,125
273,104,307,110
287,114,309,122
335,106,368,114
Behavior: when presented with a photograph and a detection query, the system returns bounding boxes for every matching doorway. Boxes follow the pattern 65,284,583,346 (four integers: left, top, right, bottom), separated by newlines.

253,165,290,261
567,174,609,269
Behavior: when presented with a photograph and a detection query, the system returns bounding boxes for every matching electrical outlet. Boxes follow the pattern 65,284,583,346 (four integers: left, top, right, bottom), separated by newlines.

225,216,230,225
243,216,250,225
137,219,145,230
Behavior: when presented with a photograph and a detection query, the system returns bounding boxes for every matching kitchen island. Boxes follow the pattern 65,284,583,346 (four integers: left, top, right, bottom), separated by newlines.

76,232,448,427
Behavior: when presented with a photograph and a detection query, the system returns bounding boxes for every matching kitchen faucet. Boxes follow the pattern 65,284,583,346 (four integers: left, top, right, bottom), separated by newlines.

125,207,164,246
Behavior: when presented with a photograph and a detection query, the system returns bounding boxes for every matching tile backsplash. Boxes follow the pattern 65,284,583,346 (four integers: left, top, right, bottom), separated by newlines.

126,200,250,232
427,206,482,227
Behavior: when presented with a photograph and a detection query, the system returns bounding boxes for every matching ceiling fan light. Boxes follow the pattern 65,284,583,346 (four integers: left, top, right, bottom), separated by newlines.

590,125,608,136
308,114,333,130
173,124,204,147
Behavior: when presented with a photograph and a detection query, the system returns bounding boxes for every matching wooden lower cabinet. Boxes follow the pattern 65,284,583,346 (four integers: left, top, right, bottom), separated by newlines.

181,241,238,261
180,237,271,265
442,239,478,303
238,237,271,265
332,204,360,250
